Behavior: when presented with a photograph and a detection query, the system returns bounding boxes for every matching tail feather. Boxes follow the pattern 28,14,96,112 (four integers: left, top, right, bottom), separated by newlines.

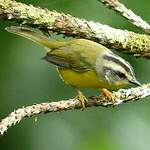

5,26,66,50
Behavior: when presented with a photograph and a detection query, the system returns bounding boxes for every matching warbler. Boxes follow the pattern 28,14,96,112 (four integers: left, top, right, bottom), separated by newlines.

6,26,141,107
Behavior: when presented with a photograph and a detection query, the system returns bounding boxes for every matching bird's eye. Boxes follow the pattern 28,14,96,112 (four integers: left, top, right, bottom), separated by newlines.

117,72,126,79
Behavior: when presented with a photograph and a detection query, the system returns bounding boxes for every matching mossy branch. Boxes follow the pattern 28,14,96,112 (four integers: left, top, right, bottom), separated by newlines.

1,0,150,58
0,84,150,135
0,0,150,136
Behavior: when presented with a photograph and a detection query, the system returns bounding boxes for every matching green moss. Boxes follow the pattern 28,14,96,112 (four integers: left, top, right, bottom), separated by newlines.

123,32,150,56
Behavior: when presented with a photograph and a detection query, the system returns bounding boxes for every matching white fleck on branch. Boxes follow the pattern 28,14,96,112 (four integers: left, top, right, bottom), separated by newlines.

0,0,150,136
99,0,150,33
1,0,150,57
0,84,150,135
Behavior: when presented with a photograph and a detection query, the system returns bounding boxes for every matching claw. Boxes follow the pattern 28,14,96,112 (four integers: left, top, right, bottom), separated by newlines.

101,88,116,104
75,90,88,109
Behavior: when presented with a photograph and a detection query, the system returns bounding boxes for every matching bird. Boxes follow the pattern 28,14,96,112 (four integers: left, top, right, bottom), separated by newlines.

6,26,141,107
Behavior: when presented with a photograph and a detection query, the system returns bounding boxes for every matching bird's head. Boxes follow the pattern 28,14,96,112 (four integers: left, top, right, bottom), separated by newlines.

96,51,141,88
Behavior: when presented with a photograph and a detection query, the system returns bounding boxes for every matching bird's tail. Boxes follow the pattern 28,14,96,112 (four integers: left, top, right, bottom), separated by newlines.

5,26,66,50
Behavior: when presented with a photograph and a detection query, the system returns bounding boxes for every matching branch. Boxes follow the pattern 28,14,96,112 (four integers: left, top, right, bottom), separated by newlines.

99,0,150,33
0,84,150,135
0,0,150,136
1,0,150,58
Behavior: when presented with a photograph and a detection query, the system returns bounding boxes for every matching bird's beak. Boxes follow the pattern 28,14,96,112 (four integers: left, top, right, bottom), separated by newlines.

129,79,142,86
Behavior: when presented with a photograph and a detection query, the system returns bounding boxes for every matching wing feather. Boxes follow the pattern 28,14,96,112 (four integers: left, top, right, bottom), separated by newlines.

44,40,98,72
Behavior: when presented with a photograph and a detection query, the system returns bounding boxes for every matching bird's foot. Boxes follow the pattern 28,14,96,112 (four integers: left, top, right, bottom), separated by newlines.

75,90,88,109
101,88,116,104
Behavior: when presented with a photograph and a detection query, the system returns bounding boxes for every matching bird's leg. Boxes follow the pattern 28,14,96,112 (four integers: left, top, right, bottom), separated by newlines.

75,89,88,108
101,88,116,104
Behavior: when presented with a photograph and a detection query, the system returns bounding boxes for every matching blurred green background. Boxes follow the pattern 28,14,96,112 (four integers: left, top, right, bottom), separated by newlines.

1,0,150,150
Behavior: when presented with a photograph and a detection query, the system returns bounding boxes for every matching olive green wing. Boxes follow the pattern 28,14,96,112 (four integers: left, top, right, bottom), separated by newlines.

6,26,103,72
44,40,96,72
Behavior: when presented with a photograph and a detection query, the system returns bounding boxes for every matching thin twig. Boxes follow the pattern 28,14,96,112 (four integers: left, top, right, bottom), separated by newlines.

0,0,150,136
1,0,150,58
99,0,150,33
0,84,150,135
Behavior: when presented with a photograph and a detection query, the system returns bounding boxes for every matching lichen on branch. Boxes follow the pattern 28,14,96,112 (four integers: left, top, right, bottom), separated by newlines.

0,84,150,135
1,0,150,58
99,0,150,33
0,0,150,136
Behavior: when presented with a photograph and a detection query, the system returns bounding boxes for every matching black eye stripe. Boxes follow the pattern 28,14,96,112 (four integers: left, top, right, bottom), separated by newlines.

116,71,126,79
103,67,126,79
103,54,132,73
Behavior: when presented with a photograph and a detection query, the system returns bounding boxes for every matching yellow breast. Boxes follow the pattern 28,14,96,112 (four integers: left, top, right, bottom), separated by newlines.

57,68,108,88
57,68,128,89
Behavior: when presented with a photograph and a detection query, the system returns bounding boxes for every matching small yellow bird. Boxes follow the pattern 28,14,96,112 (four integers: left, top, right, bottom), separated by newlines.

6,26,141,107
